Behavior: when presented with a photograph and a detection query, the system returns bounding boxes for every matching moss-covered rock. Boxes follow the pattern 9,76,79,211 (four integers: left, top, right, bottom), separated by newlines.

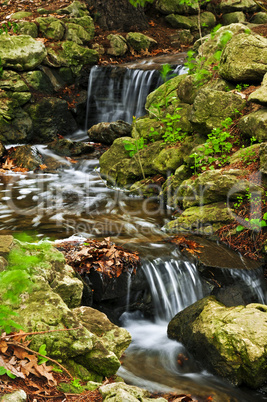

22,70,54,93
166,12,216,31
126,32,157,52
48,138,94,156
0,70,29,92
251,12,267,24
107,34,128,56
161,164,193,205
57,1,89,17
132,117,164,141
10,11,32,19
222,11,246,25
155,0,198,15
8,145,43,171
165,202,234,234
64,16,95,37
26,97,77,143
238,108,267,142
36,17,65,41
88,121,131,145
16,21,38,38
65,23,93,44
0,35,47,71
45,41,98,68
219,33,267,82
167,296,267,388
248,73,267,106
208,0,258,13
99,382,167,402
190,88,246,133
229,143,260,165
0,107,32,144
259,142,267,174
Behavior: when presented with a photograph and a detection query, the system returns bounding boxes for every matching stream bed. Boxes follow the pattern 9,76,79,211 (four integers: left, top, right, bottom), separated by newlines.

0,154,267,401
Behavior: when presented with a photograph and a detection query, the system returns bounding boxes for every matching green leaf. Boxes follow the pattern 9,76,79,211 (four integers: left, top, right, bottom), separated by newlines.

236,225,245,232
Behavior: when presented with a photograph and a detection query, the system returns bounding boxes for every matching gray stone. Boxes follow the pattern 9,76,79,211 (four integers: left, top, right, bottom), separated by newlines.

170,30,194,47
208,0,258,13
219,33,267,82
238,108,267,142
0,35,47,71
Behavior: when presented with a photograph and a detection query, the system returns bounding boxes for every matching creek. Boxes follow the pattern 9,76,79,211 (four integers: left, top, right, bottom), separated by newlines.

0,58,267,401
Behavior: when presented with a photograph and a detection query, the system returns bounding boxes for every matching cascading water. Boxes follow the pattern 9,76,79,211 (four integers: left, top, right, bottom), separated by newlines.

85,63,186,130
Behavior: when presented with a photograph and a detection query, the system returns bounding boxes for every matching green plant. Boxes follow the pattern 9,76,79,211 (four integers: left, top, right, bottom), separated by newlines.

0,367,16,379
235,83,249,92
71,377,83,390
124,120,146,180
236,213,267,233
38,344,49,365
128,0,154,7
0,57,3,78
150,110,186,144
0,21,18,35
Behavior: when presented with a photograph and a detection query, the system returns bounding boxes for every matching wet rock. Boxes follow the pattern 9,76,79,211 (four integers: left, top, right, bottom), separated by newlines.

238,108,267,142
107,34,128,56
26,97,78,143
167,296,267,388
126,32,157,52
8,145,43,171
88,121,131,145
47,138,94,157
16,21,38,38
0,35,47,71
190,88,246,133
219,33,267,82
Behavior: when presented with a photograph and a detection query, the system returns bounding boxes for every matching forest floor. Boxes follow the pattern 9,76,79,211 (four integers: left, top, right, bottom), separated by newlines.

0,1,267,401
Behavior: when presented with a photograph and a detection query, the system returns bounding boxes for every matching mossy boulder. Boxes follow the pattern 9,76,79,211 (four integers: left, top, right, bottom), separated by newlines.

36,17,65,41
208,0,258,13
155,0,198,15
65,23,93,45
161,164,194,205
57,0,89,17
259,142,267,174
251,12,267,24
168,296,267,388
45,41,98,68
0,35,47,71
166,12,216,31
165,202,234,234
8,145,43,171
190,88,246,133
22,70,54,93
126,32,157,52
88,121,131,145
248,73,267,106
26,97,77,143
16,21,38,38
222,11,245,25
229,143,260,165
132,117,164,141
107,34,128,56
0,107,32,144
219,33,267,82
10,11,32,19
0,70,29,92
178,168,260,209
64,16,95,37
238,108,267,142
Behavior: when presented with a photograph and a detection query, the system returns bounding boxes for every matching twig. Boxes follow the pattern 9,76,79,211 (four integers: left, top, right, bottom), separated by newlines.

8,341,73,380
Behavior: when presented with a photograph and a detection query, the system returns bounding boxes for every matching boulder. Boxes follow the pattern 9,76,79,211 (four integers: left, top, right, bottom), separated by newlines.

48,138,94,156
238,108,267,142
26,97,77,143
166,12,216,31
248,73,267,106
36,17,65,40
10,11,32,19
222,11,246,25
45,41,98,68
107,34,128,56
208,0,258,13
155,0,198,15
57,1,89,17
0,70,29,92
8,145,43,171
0,142,5,159
219,33,267,82
64,16,95,37
177,168,260,209
229,143,260,165
126,32,157,52
260,142,267,174
165,202,234,234
0,35,47,71
190,88,245,133
22,70,54,93
88,120,131,145
99,382,167,402
161,164,192,205
167,296,267,388
65,23,92,44
170,30,194,47
251,12,267,24
16,21,38,38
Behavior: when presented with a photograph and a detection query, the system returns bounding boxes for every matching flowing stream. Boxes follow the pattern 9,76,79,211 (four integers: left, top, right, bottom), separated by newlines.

0,60,267,401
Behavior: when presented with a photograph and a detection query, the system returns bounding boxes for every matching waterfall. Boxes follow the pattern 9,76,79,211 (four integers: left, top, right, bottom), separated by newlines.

85,64,185,130
141,257,204,322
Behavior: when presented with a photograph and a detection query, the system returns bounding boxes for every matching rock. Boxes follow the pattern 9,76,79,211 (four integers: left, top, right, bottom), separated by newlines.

99,382,167,402
238,108,267,142
0,235,14,255
0,70,29,92
0,142,5,158
177,168,261,209
45,41,99,68
16,21,38,38
8,145,43,171
0,105,32,144
190,88,245,133
161,164,192,205
57,0,89,17
170,30,194,47
155,0,198,15
64,16,95,38
0,389,27,402
36,17,65,41
166,12,216,31
165,202,234,234
22,70,54,93
260,142,267,174
65,23,91,44
248,73,267,105
251,11,267,24
208,0,258,13
26,97,78,143
126,32,157,52
229,143,260,165
10,11,32,19
176,74,199,104
107,34,128,56
222,11,246,25
88,121,131,145
47,138,94,157
0,35,47,71
167,296,267,388
132,117,164,141
219,33,267,82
